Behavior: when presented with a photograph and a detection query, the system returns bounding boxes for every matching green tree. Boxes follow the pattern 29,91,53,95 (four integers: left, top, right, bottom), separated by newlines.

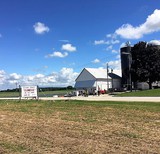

131,41,160,89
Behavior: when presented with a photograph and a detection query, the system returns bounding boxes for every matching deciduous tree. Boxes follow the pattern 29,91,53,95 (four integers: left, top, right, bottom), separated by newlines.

131,41,160,89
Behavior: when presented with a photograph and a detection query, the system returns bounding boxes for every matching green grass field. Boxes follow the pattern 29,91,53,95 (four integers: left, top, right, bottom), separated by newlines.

117,89,160,97
0,89,72,98
0,100,160,153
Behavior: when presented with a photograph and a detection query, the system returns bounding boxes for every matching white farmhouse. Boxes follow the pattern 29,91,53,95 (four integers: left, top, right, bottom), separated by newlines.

74,68,121,93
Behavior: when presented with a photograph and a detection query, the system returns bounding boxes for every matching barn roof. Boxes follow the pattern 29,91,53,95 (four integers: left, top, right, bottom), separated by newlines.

75,68,121,81
108,73,121,79
85,68,110,79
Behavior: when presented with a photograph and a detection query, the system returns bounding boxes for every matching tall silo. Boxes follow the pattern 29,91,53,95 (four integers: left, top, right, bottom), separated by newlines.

120,46,132,89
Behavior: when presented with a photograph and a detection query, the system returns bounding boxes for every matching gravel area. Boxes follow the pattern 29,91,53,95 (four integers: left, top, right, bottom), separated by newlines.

0,94,160,102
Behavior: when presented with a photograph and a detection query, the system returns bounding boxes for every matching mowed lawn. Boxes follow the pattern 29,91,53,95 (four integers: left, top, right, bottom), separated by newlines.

117,89,160,97
0,100,160,154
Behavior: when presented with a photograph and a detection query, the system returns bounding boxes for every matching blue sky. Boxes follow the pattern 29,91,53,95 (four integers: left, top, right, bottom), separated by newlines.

0,0,160,89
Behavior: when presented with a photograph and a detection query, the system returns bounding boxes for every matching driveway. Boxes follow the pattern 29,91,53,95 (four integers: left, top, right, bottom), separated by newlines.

39,94,160,102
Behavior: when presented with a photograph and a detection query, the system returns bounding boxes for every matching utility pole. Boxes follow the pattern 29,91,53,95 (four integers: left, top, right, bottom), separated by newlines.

129,53,132,92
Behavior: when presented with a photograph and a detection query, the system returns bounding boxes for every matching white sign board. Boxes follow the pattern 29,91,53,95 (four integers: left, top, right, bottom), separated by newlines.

21,86,38,98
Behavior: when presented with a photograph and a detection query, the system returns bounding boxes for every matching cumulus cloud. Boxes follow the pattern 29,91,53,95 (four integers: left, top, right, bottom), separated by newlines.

149,40,160,45
9,73,22,80
108,60,121,69
58,68,78,85
61,44,76,52
33,22,50,34
92,59,100,63
115,9,160,39
105,60,122,76
0,70,5,77
0,70,6,85
45,51,68,58
7,73,22,84
0,68,79,90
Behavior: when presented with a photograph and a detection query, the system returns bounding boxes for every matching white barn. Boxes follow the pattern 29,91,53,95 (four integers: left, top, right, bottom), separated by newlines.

75,68,121,93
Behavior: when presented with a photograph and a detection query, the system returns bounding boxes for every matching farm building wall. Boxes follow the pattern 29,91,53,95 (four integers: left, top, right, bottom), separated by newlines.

75,68,122,93
76,69,95,81
112,79,122,89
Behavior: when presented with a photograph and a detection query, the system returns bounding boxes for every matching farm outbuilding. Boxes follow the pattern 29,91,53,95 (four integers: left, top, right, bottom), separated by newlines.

74,68,121,93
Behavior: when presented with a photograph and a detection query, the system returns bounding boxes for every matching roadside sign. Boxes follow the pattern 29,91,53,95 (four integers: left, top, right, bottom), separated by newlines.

21,86,38,99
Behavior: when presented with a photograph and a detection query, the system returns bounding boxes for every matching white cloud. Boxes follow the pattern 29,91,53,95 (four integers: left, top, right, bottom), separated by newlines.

149,40,160,45
7,73,22,84
108,60,121,69
107,60,122,76
94,36,120,46
0,70,5,77
120,41,132,48
116,55,120,59
112,50,118,53
103,60,121,76
0,68,79,90
9,73,22,80
61,43,76,52
0,70,6,85
115,9,160,39
106,33,117,39
111,69,122,77
94,40,109,45
58,68,78,85
111,40,120,44
120,43,126,48
92,59,100,63
45,51,68,58
33,22,50,34
106,34,112,38
35,74,45,78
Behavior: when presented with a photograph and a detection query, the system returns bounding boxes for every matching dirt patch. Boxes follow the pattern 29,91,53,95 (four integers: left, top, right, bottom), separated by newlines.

0,100,160,153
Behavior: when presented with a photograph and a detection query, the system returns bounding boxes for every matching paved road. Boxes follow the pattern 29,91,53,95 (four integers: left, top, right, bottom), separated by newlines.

0,95,160,102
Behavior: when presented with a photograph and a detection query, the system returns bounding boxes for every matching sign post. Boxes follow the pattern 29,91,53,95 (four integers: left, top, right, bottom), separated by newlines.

21,86,38,99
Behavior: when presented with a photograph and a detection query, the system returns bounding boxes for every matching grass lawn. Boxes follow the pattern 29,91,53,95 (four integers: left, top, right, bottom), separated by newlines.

116,88,160,97
0,100,160,153
0,90,72,98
